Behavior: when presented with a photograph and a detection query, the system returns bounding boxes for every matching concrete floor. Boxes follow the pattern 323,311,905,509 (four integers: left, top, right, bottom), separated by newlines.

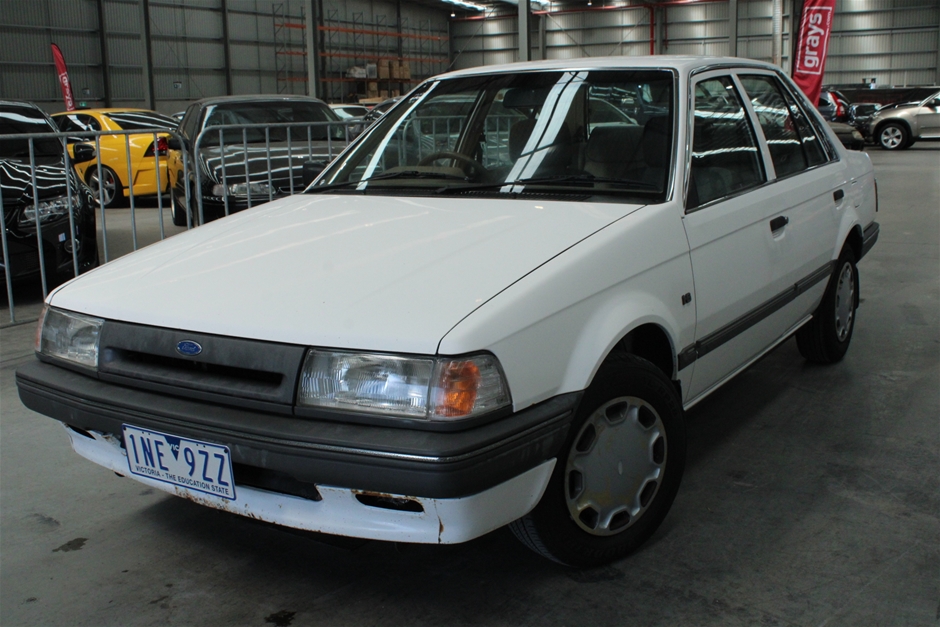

1,147,937,626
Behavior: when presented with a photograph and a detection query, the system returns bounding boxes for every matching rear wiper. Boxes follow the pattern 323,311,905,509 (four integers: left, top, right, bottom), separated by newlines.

307,170,468,193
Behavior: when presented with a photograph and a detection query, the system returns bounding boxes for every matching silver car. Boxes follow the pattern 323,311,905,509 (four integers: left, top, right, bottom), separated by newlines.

871,90,940,150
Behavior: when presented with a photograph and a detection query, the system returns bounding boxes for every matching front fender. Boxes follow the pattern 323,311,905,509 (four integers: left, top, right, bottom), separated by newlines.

438,201,695,411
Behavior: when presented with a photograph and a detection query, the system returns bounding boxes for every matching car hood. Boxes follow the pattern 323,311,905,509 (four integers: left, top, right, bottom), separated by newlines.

876,101,918,113
0,158,72,206
50,193,643,354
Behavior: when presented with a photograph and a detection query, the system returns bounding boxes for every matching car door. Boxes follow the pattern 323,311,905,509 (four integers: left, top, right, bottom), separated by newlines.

679,71,842,405
915,92,940,138
737,72,846,305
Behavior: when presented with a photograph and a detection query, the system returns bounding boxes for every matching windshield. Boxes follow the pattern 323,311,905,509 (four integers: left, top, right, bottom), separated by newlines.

198,101,343,146
314,69,674,200
0,105,63,158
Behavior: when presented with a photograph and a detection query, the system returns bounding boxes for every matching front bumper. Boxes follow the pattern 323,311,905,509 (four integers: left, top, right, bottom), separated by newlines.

17,359,578,542
65,425,556,544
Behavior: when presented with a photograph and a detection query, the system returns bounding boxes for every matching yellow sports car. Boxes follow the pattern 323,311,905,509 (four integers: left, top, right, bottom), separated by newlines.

52,109,177,208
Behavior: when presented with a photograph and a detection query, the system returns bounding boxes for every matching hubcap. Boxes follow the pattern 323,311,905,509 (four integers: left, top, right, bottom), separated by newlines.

881,127,902,149
834,261,855,342
89,168,116,205
565,396,666,536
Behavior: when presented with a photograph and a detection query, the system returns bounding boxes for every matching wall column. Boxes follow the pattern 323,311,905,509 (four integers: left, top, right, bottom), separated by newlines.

518,0,531,62
95,0,112,106
140,0,155,109
728,0,738,57
304,0,319,99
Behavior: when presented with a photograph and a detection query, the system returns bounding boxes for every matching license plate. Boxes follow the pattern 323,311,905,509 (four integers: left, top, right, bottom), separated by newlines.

122,425,236,500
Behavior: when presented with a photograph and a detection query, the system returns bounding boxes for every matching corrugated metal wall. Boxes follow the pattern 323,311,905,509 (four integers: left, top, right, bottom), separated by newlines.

2,0,938,115
0,0,449,114
0,0,104,110
451,0,940,88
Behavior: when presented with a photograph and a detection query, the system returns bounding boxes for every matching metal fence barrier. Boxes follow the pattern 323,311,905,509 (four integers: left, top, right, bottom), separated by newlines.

2,119,356,324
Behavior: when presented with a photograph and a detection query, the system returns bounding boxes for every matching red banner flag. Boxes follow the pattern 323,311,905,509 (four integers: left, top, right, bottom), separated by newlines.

792,0,836,107
51,43,76,111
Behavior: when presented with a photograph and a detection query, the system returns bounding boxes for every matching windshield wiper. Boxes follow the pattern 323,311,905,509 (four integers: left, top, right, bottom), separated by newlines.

433,173,661,194
307,170,468,193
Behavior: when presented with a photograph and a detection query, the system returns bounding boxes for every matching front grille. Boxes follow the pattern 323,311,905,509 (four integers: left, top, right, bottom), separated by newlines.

98,321,306,407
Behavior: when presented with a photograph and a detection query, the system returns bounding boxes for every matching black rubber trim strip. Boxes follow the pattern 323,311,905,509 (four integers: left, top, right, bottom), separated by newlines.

677,261,835,371
860,221,879,260
16,360,579,498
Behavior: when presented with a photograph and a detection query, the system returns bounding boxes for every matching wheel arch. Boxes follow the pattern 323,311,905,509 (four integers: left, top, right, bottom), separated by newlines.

873,117,913,141
609,323,676,383
559,301,684,403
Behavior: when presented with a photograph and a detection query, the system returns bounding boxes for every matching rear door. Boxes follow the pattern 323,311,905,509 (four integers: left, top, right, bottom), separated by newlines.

680,70,844,405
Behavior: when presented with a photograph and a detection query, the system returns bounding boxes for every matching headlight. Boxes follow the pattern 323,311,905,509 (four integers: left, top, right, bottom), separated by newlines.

297,350,511,421
36,306,104,369
18,195,81,227
211,182,273,197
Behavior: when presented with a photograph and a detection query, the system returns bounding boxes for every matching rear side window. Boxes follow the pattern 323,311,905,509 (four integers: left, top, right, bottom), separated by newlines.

56,114,101,133
687,76,765,211
105,111,176,131
740,75,828,178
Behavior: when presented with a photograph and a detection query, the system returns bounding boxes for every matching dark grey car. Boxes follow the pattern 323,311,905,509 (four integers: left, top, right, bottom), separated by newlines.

168,95,350,226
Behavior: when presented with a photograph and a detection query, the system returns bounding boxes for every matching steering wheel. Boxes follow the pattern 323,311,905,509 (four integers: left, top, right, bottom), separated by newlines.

417,151,486,177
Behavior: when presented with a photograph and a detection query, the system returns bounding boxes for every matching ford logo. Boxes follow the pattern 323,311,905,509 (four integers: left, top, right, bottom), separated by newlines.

176,340,203,357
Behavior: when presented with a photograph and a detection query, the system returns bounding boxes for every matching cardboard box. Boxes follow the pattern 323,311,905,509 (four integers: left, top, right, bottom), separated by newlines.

390,62,400,80
378,65,389,79
391,89,400,97
379,89,388,98
399,62,411,80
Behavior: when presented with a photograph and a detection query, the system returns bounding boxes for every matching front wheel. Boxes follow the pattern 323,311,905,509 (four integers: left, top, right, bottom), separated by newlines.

510,353,686,568
796,248,858,363
878,122,910,150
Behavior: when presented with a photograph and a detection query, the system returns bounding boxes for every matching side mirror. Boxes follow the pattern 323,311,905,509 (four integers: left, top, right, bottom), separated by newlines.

71,143,96,164
302,160,326,187
166,137,184,151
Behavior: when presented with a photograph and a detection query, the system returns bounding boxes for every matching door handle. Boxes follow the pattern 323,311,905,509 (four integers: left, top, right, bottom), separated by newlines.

770,215,789,231
833,189,845,202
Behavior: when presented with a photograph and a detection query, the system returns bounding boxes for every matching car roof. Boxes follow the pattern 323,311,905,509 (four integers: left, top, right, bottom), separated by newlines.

50,108,168,116
438,55,778,81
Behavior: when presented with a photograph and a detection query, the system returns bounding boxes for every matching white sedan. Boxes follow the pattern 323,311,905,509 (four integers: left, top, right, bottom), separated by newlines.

17,56,879,568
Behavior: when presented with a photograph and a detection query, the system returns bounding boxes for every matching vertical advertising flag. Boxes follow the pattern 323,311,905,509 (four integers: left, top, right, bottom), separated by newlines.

792,0,836,107
51,43,76,111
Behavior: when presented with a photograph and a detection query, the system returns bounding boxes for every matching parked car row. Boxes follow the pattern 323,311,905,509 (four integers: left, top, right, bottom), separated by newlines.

816,86,940,150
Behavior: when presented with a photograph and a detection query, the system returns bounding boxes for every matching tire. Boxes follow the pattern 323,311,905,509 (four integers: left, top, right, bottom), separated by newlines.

796,248,858,364
510,353,686,568
85,165,124,208
878,122,910,151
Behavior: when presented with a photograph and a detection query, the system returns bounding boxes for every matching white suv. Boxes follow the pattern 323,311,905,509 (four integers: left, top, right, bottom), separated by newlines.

17,57,879,568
